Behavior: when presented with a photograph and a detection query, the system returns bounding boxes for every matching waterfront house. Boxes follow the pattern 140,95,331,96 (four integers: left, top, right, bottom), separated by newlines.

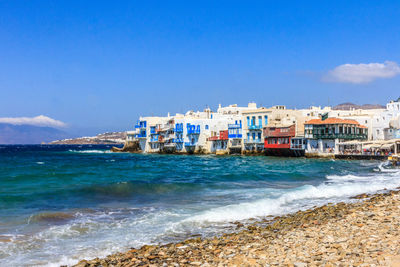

208,130,229,154
242,107,270,153
228,120,242,154
157,118,176,153
173,122,184,152
304,117,368,155
134,118,148,151
242,105,312,154
263,124,304,156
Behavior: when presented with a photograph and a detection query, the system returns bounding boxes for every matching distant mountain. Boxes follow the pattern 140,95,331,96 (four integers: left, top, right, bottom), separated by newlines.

333,102,385,110
49,132,126,145
0,123,70,144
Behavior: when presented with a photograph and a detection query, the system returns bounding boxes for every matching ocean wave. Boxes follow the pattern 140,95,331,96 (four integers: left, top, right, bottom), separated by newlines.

3,156,400,267
376,161,400,173
183,171,400,223
0,207,180,266
325,174,372,181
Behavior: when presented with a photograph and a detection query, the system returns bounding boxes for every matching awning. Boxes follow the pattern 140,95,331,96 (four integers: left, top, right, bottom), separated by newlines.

362,144,381,149
381,144,394,150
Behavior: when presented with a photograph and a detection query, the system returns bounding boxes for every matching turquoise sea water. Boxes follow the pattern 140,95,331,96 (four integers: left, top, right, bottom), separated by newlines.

0,145,399,266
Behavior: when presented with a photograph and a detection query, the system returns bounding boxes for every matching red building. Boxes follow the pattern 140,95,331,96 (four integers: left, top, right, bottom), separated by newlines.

208,130,229,153
263,124,303,156
208,130,229,141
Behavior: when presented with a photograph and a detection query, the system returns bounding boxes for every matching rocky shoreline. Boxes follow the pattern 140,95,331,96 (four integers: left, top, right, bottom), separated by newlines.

73,190,400,267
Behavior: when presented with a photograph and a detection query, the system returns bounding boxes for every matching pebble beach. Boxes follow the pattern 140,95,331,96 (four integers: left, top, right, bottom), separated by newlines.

73,189,400,267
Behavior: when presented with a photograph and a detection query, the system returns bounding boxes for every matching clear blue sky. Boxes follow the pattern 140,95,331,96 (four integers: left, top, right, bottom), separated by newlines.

1,1,399,135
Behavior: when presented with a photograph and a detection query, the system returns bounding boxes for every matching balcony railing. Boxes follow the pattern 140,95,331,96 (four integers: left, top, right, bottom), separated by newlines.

187,129,200,134
228,124,242,129
135,121,147,129
264,127,295,138
290,144,306,150
228,134,242,139
184,142,197,147
134,134,147,139
149,137,159,142
310,133,368,140
244,139,263,144
164,143,176,148
175,123,184,133
248,125,262,130
156,124,174,132
173,138,184,143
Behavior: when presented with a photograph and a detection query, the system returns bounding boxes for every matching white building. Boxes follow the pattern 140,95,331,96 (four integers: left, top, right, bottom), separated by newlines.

336,98,400,141
131,103,257,154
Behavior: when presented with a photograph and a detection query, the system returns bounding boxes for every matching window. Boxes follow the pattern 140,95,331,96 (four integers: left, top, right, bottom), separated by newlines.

247,116,250,126
252,116,256,126
264,115,268,125
258,116,262,126
205,125,209,130
252,132,256,140
247,133,250,140
258,132,261,140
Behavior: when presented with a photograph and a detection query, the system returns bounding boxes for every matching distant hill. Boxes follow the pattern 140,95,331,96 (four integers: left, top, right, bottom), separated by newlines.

0,123,70,144
49,132,126,144
333,102,385,110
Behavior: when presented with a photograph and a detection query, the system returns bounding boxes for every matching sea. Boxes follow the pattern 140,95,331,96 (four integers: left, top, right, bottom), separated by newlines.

0,144,399,266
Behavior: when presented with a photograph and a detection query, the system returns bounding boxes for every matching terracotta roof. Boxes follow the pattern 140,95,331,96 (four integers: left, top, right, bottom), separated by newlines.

305,118,361,125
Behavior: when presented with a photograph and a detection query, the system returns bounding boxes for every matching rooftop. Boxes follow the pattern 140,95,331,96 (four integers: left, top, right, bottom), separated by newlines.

305,117,362,126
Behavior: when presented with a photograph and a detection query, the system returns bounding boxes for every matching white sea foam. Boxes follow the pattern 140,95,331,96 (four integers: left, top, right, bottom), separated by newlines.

2,162,400,267
0,208,182,266
376,161,399,173
183,170,400,223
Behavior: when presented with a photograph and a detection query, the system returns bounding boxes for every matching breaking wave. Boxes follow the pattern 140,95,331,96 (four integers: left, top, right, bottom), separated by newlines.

183,170,400,223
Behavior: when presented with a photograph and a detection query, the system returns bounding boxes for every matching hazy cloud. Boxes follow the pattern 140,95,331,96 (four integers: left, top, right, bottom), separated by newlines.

0,115,67,128
323,61,400,84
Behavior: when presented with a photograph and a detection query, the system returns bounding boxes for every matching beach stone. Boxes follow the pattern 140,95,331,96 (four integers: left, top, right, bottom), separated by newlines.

72,190,400,267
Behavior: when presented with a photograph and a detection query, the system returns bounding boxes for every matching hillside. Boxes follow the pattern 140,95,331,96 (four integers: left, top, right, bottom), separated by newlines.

0,123,69,144
49,132,126,144
333,102,385,110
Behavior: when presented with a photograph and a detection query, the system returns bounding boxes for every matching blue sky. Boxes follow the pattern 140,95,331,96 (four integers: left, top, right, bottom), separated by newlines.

0,1,399,135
